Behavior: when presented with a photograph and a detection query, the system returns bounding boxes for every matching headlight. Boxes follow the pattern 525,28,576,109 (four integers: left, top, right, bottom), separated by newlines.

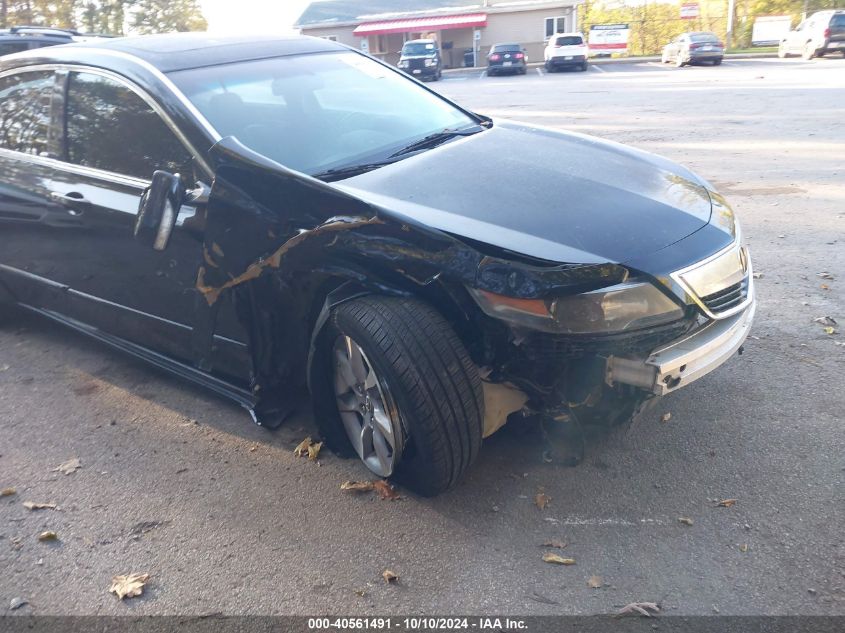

468,282,685,334
424,58,436,67
398,60,409,68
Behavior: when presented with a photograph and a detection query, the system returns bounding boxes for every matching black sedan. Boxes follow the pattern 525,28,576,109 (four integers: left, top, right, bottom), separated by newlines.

662,32,725,67
486,43,527,75
0,35,755,495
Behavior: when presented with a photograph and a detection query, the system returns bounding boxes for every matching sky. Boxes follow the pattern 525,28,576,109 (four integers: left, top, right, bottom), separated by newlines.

200,0,312,35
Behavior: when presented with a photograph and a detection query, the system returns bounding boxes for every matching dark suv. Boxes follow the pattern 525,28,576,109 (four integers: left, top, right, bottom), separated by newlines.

397,38,442,81
0,26,77,56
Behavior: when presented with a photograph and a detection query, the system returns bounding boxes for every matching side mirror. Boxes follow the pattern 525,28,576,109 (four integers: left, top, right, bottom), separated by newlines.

135,171,183,251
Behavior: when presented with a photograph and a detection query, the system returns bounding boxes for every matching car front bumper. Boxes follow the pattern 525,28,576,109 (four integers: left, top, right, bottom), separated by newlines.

606,296,756,396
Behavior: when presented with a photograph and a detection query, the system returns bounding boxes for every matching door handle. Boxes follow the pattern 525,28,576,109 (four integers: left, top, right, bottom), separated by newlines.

50,191,91,216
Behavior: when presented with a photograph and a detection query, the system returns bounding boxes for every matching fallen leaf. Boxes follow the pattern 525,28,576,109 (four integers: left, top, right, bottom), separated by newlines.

535,490,551,510
617,602,660,617
1,487,16,497
307,441,323,461
382,569,399,584
587,575,603,588
354,589,367,597
248,444,257,452
813,316,837,327
739,543,748,552
660,412,671,423
37,531,58,542
340,481,375,493
752,272,763,279
9,597,28,611
53,458,81,475
824,326,837,335
373,480,401,501
678,517,694,526
109,573,150,600
821,284,829,291
716,499,737,508
23,501,57,511
293,437,313,457
542,553,575,565
541,539,566,549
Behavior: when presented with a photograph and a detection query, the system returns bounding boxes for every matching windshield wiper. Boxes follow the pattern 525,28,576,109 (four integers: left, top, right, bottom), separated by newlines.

389,125,484,158
312,159,399,182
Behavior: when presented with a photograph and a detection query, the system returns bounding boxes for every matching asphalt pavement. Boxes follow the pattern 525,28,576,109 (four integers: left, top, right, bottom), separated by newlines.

1,57,844,617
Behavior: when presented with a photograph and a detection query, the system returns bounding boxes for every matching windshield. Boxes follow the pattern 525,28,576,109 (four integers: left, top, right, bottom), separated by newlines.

555,36,583,46
170,52,475,176
492,44,521,53
402,42,436,56
689,33,719,42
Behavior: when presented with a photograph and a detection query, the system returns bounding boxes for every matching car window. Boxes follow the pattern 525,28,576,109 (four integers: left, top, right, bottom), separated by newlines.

0,70,56,156
65,71,193,180
555,36,583,46
170,52,476,176
493,45,521,53
690,33,719,42
0,42,30,55
831,15,845,27
403,42,436,55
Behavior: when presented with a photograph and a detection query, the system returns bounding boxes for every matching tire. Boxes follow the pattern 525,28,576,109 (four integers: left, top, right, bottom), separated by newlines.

803,42,816,60
545,60,555,72
580,62,588,71
311,296,484,497
675,55,685,68
713,57,722,65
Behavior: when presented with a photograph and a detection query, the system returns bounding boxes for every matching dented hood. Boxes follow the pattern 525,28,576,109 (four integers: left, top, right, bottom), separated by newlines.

336,121,713,265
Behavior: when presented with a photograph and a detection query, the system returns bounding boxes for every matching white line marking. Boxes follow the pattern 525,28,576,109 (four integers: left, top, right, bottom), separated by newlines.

479,70,487,79
536,67,544,77
591,64,607,73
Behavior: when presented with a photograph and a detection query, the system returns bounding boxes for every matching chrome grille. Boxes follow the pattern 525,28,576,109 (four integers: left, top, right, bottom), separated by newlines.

701,276,749,314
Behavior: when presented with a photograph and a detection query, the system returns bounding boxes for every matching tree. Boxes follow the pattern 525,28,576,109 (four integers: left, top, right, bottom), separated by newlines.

131,0,207,34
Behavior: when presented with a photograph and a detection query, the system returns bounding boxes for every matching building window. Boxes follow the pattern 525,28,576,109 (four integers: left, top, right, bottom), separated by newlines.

368,34,387,54
544,16,567,39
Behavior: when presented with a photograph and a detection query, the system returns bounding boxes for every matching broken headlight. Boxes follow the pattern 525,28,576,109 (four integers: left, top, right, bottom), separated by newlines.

468,282,685,334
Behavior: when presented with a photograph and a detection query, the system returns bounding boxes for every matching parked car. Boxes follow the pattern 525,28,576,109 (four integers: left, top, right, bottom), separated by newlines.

662,32,725,67
543,33,588,71
397,38,441,81
778,10,845,59
0,26,78,56
0,34,755,495
487,43,527,75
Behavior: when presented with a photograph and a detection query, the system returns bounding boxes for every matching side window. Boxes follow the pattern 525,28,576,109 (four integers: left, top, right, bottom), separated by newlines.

65,71,193,180
0,70,56,156
0,42,31,55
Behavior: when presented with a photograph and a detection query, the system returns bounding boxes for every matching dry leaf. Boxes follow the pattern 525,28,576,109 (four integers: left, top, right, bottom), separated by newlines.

660,412,671,423
23,501,57,511
293,437,313,457
821,284,829,290
535,490,551,510
739,543,748,552
587,575,603,588
54,458,81,475
617,602,660,617
542,553,575,565
37,531,58,542
307,441,323,461
382,569,399,584
373,480,401,501
1,487,16,497
752,272,763,279
109,573,150,600
824,326,837,335
716,499,737,508
541,539,566,549
678,517,694,526
340,481,375,493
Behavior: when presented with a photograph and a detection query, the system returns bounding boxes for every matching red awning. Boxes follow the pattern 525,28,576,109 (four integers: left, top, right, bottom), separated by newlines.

353,13,487,37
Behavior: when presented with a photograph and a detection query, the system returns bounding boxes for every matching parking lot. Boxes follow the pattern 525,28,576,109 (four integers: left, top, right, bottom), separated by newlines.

1,57,843,616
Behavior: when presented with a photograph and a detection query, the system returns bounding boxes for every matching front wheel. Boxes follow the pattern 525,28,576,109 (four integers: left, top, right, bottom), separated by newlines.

311,297,484,496
675,55,685,68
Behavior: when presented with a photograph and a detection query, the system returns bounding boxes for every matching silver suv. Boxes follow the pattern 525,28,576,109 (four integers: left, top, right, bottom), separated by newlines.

778,10,845,59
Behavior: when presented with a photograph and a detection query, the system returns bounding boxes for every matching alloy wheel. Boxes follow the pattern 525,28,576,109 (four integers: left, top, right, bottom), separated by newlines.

333,335,404,477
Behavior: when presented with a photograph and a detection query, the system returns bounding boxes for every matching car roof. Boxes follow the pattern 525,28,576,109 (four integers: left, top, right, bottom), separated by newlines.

551,32,583,38
4,32,346,73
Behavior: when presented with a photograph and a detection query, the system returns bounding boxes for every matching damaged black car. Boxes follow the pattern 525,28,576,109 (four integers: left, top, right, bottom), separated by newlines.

0,34,755,495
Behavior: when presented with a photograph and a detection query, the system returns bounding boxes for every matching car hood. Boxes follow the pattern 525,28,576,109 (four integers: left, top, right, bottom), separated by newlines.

336,121,713,265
